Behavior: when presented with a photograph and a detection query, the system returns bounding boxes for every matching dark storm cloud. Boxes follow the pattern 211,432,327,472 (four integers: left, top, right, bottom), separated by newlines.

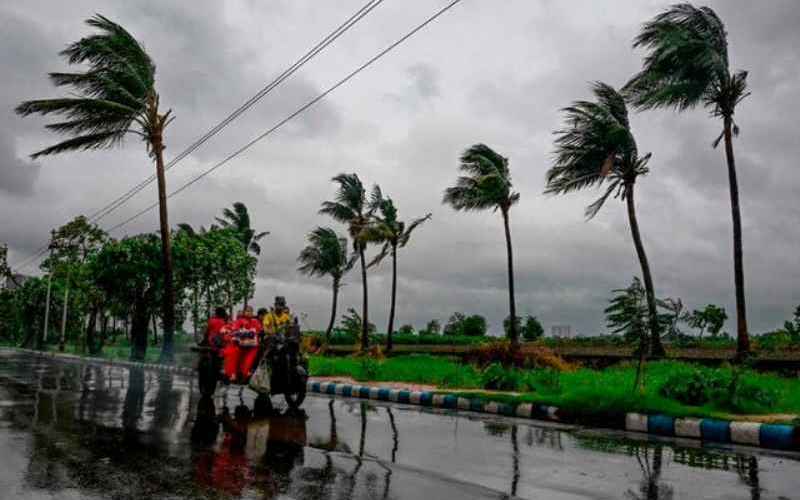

1,0,798,334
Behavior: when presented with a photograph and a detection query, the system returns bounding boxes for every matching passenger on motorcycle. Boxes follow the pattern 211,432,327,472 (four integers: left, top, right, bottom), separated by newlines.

222,305,262,383
204,306,229,350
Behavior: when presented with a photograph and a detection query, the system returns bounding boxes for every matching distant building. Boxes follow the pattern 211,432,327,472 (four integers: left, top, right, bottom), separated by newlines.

550,325,573,338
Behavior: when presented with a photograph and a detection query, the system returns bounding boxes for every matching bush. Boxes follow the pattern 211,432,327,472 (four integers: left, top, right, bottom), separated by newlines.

660,368,718,406
481,362,523,391
466,340,573,371
731,381,779,412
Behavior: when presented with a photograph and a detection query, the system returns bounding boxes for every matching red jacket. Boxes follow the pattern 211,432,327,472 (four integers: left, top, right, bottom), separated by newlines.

231,316,262,333
206,317,228,347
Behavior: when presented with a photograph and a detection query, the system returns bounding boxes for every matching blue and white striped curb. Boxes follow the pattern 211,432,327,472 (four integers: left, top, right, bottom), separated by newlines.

307,380,799,452
7,347,196,376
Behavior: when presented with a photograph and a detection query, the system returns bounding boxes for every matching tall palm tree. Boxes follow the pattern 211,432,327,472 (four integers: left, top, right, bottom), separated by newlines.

15,15,179,362
215,202,270,256
364,186,431,351
215,201,268,308
297,227,355,341
546,82,664,356
624,3,751,357
443,144,521,348
320,173,373,351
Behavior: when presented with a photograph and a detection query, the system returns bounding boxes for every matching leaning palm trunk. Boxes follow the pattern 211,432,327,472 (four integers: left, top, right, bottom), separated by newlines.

326,279,340,342
723,116,750,357
502,208,519,349
386,248,398,352
359,247,369,352
625,182,662,357
148,95,176,363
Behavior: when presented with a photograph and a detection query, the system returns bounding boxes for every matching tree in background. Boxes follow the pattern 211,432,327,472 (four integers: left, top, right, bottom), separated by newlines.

421,319,441,336
443,312,466,336
339,308,375,338
297,227,354,342
605,277,649,391
397,324,415,335
657,297,685,341
16,15,179,362
685,304,728,339
504,315,545,341
547,82,663,356
625,4,752,358
320,173,375,352
215,202,269,307
364,186,431,351
447,314,488,337
444,144,520,348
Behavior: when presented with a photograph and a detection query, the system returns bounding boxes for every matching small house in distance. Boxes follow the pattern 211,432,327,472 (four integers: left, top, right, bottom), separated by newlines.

550,325,573,338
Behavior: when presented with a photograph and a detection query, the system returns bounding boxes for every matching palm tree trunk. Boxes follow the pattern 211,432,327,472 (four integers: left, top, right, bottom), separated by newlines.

359,246,369,352
152,117,176,363
326,279,339,342
625,183,663,357
502,208,519,349
724,116,750,358
387,248,398,352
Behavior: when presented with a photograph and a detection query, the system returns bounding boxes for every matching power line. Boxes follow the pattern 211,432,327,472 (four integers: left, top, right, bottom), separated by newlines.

86,0,385,224
10,0,384,272
107,0,464,234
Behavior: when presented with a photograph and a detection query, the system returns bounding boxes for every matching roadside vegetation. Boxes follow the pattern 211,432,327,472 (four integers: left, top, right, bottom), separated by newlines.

309,353,800,422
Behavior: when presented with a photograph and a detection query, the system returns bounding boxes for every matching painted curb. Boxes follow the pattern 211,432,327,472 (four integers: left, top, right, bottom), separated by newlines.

306,381,799,452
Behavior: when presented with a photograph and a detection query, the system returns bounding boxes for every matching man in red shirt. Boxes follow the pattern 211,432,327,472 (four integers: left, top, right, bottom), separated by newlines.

222,306,262,382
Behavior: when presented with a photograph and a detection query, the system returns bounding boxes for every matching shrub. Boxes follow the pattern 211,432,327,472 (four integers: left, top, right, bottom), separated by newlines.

530,368,561,393
339,308,375,336
466,340,572,371
731,381,779,412
481,363,526,391
660,368,715,406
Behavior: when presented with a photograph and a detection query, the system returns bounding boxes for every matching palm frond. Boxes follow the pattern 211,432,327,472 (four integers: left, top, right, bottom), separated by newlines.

399,213,432,247
584,179,622,220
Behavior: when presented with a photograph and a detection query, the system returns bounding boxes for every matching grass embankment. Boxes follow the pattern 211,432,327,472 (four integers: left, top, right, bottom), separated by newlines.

309,354,800,423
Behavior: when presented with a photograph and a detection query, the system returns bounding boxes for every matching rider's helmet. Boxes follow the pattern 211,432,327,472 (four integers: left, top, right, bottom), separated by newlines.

274,296,287,310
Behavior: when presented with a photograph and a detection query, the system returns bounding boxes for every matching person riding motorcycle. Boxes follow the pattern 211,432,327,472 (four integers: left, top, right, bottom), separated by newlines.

222,306,262,383
262,296,292,337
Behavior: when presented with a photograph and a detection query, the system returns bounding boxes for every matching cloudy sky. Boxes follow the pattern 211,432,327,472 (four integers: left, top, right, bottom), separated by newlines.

1,0,798,335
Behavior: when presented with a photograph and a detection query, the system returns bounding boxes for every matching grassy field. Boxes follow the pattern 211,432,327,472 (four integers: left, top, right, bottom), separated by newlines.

308,354,800,422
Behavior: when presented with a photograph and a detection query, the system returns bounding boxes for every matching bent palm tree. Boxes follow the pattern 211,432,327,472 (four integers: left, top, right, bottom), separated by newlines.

547,82,663,356
297,227,355,341
215,202,270,256
443,144,521,348
364,186,431,351
16,15,179,362
624,3,751,357
216,202,268,307
320,173,374,351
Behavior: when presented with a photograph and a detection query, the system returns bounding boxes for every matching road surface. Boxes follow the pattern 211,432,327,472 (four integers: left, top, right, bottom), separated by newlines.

1,351,798,499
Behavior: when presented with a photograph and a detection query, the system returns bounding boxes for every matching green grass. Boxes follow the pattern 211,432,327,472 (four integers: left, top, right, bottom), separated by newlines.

310,354,482,388
309,355,800,422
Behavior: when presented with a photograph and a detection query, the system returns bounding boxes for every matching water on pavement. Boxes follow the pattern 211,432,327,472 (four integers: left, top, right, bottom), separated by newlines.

0,351,798,499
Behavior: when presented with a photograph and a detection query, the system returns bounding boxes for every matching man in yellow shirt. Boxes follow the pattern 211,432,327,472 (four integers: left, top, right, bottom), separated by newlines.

263,296,292,336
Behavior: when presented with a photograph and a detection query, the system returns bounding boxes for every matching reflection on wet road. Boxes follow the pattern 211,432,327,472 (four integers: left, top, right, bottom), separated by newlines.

1,352,799,499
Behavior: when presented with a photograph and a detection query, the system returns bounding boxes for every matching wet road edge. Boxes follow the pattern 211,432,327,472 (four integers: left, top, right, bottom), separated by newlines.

5,347,799,452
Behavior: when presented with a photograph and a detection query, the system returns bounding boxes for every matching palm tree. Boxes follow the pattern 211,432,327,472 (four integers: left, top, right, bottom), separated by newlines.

297,227,355,341
546,82,664,356
215,202,270,256
364,186,431,351
624,3,751,357
443,144,521,348
15,15,179,362
320,173,373,351
215,201,268,308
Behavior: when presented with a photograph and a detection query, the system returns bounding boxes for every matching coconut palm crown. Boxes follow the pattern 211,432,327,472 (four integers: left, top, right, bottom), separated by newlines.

215,202,270,256
546,82,663,356
297,227,355,340
443,144,520,346
624,3,751,356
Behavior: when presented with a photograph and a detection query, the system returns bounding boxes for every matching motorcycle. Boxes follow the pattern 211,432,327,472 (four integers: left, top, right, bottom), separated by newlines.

193,320,308,412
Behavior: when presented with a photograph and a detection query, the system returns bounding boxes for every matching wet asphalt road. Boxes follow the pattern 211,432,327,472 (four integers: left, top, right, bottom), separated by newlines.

1,352,799,499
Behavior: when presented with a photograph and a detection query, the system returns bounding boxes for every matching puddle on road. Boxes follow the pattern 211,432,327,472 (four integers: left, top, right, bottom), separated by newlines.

1,352,799,500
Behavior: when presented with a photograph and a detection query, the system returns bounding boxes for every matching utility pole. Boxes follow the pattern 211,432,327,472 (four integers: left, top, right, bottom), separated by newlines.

42,236,54,346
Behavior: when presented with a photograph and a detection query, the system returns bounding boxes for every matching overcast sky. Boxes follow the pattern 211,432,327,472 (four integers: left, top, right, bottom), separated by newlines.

1,0,798,335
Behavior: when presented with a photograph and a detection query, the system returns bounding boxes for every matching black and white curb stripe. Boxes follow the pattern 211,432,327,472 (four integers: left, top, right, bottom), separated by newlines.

308,381,799,452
